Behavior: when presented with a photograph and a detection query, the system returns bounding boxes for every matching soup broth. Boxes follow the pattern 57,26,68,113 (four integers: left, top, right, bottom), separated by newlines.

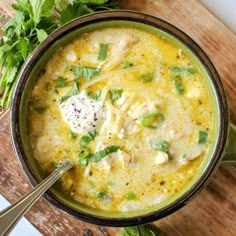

28,27,213,212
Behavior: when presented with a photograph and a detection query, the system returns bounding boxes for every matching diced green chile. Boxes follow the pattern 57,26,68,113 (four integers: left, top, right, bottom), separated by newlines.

90,145,120,162
96,189,106,199
198,130,208,144
141,113,165,129
152,141,169,153
78,146,90,159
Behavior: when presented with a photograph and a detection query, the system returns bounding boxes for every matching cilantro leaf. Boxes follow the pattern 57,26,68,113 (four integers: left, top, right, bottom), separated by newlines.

141,73,153,83
60,3,93,25
121,60,133,69
0,0,117,110
36,28,48,43
29,0,55,25
109,89,123,104
55,0,74,11
59,82,79,103
174,78,184,94
55,76,71,88
71,65,100,80
88,90,101,101
17,38,29,60
96,189,106,199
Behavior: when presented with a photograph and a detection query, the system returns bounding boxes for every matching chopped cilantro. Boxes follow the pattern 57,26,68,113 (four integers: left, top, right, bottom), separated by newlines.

109,89,123,104
97,43,109,61
51,162,60,168
174,78,184,94
141,73,153,83
121,60,133,69
71,65,100,80
59,82,79,103
69,131,77,139
96,189,106,199
88,90,101,101
198,130,208,144
126,192,137,201
55,76,71,88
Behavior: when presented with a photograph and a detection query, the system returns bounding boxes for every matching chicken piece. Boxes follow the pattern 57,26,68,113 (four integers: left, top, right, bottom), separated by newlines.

155,151,169,165
117,150,132,168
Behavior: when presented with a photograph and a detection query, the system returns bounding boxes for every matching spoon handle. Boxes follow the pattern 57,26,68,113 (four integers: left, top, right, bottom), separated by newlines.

0,160,73,236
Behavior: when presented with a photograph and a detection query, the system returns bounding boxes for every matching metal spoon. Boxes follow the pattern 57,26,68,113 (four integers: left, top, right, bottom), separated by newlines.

0,159,73,236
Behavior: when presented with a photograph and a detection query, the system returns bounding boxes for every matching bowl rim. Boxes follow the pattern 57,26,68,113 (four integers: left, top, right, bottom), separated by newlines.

10,10,229,226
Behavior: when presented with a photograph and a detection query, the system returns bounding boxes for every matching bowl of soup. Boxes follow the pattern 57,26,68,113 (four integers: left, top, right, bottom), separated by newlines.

10,10,236,226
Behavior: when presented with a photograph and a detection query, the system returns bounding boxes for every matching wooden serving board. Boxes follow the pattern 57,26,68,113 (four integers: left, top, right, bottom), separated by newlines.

0,0,235,235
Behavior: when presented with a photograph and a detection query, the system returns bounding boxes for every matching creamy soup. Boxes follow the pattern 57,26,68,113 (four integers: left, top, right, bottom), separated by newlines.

28,27,213,212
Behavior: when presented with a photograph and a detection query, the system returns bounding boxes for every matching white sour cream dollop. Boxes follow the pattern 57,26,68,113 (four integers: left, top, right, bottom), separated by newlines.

59,91,104,133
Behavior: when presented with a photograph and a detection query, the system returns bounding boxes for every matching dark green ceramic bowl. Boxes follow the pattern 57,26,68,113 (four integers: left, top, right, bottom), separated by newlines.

10,11,236,226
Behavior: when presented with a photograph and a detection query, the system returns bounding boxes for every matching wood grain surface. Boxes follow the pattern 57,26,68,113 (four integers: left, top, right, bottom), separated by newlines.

0,0,235,235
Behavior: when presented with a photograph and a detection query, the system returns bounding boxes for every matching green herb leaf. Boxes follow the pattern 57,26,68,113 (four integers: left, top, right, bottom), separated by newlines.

141,113,165,129
198,130,208,144
141,73,153,83
55,0,72,11
174,78,184,94
71,65,100,80
59,82,79,103
60,3,93,25
69,130,77,139
80,130,97,145
121,60,133,69
151,141,169,153
88,90,101,101
78,146,90,158
117,224,167,236
29,0,55,25
96,189,106,199
126,192,137,201
36,28,48,43
55,76,71,88
170,75,184,95
97,43,109,61
51,161,60,168
0,0,117,110
169,66,196,75
90,145,120,162
109,89,123,104
17,38,29,60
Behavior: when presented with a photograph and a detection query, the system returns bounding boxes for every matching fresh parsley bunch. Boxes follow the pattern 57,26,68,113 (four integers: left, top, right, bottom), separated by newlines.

0,0,117,110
